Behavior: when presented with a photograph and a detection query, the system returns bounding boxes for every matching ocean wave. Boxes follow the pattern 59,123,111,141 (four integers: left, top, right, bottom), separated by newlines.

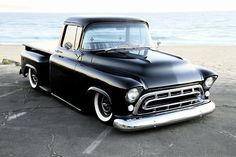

1,12,236,45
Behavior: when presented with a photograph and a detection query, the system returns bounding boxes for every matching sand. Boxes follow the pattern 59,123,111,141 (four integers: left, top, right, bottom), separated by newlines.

0,41,58,62
160,45,236,90
0,44,235,88
0,44,24,63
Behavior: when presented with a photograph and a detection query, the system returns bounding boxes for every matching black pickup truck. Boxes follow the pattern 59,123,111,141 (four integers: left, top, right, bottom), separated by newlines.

20,16,218,131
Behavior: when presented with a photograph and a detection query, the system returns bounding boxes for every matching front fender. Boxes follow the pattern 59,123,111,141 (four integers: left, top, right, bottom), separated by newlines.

195,65,218,79
75,64,144,116
75,63,144,90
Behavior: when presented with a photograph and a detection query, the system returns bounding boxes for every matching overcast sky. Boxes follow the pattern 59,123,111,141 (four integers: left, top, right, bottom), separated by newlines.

1,0,236,13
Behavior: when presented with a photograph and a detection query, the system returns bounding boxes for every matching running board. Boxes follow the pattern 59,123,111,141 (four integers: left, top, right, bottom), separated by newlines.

51,93,81,111
39,86,82,112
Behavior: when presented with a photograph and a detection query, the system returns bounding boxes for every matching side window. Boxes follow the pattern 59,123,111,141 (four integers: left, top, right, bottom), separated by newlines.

62,25,77,49
74,27,82,49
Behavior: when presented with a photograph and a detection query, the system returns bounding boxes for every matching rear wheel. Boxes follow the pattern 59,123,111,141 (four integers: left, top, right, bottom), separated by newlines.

94,93,113,124
28,68,39,89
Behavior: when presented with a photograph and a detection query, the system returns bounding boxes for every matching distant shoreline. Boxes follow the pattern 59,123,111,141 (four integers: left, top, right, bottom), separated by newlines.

1,12,236,45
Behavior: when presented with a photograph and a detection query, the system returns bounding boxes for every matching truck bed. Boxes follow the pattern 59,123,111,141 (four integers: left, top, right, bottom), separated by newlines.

23,44,55,56
20,44,55,87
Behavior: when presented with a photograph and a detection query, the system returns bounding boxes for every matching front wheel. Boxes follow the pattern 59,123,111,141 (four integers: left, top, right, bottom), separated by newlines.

94,93,113,124
28,68,39,89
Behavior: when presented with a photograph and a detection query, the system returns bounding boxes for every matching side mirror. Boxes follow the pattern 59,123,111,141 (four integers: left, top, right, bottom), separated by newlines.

64,42,72,50
156,41,161,48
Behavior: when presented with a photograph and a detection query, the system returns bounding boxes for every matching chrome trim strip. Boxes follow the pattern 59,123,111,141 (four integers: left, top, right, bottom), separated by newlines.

133,85,203,115
51,93,81,111
113,101,215,131
39,86,51,92
132,100,208,116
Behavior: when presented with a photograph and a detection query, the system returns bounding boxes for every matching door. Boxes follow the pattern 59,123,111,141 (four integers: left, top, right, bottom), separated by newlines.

50,25,83,104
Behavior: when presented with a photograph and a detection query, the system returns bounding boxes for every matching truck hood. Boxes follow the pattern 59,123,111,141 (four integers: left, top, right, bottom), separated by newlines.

91,49,203,89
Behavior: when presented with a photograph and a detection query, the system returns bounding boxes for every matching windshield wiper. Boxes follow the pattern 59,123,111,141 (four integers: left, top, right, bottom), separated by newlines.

94,47,151,63
94,46,151,54
94,47,131,54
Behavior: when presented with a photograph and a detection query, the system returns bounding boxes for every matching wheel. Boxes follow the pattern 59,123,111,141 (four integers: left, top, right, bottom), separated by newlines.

28,68,39,89
94,93,113,124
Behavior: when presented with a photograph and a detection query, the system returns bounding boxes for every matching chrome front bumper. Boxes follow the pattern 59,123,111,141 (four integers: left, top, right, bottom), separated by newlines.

113,101,215,131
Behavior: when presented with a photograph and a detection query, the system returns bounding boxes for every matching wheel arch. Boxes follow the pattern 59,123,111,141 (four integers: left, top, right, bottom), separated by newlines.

23,64,37,76
195,65,218,80
86,86,112,104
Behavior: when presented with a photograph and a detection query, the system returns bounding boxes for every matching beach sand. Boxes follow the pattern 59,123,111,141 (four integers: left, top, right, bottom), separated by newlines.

0,45,24,63
0,44,235,87
161,45,236,87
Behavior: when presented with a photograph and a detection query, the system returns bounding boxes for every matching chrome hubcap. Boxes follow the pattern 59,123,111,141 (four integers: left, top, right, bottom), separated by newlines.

29,68,38,88
32,74,38,84
100,96,112,117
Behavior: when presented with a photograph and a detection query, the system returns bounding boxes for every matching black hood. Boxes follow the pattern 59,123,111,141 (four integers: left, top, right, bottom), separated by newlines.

90,49,203,89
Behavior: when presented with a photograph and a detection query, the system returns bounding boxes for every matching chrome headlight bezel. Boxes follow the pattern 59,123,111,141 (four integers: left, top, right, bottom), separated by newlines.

125,88,142,103
203,76,217,89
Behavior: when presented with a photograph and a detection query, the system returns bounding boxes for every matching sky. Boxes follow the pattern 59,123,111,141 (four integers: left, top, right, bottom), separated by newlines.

0,0,236,13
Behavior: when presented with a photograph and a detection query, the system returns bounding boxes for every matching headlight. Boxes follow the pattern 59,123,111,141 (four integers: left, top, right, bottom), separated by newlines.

126,88,141,103
204,77,215,88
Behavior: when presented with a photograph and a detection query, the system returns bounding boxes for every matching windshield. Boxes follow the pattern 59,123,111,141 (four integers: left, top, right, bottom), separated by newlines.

82,22,153,50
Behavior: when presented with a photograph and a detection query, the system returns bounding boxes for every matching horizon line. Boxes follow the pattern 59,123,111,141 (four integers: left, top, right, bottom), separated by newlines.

0,10,236,14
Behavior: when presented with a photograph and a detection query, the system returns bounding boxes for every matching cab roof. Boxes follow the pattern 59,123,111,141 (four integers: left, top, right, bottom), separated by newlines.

64,15,149,27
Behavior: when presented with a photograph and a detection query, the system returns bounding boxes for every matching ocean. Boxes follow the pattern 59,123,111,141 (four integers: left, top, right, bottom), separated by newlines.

0,12,236,45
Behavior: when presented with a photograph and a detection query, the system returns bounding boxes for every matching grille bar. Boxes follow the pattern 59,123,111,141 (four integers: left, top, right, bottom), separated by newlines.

144,91,201,106
144,98,200,110
133,85,204,115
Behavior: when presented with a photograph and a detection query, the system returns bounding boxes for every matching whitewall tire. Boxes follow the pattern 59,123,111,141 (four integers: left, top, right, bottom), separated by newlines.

94,93,113,123
28,68,38,89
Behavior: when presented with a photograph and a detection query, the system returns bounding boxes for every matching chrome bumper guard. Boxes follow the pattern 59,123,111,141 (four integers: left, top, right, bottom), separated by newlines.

113,101,215,131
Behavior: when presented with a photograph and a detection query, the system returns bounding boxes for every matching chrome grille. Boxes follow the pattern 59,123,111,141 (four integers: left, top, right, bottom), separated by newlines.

133,85,204,115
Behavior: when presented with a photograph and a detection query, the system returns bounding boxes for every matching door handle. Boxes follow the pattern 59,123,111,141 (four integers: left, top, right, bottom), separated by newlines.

55,50,64,58
55,50,63,53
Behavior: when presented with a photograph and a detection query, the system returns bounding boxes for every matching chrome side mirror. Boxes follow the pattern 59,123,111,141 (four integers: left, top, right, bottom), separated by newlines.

156,41,161,48
64,42,72,50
